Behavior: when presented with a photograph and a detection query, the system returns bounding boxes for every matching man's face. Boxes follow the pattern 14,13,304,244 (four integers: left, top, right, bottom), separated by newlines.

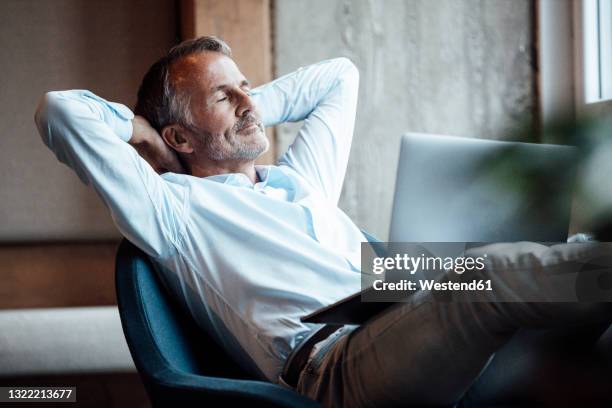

170,51,268,161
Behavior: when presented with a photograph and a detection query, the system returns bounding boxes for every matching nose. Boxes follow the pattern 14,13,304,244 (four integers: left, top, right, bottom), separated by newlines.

236,89,256,118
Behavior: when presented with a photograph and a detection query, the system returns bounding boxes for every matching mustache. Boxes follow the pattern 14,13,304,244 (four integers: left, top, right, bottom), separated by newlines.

234,114,261,132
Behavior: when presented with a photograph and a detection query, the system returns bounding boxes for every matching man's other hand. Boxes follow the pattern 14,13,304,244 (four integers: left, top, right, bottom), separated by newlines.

130,115,186,175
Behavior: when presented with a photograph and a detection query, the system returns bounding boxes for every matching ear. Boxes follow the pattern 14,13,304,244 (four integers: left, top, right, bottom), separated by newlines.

161,124,194,154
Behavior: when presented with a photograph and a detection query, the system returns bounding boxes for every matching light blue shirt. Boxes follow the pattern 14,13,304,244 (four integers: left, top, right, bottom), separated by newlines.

35,57,364,383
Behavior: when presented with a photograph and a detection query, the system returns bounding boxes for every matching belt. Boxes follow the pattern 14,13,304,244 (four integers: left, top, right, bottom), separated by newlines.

280,324,343,389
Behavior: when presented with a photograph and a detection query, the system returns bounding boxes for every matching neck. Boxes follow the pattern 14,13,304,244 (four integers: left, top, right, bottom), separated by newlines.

188,158,258,184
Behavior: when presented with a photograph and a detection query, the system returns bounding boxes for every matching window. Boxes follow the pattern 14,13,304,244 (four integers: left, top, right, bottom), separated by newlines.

538,0,612,122
582,0,612,103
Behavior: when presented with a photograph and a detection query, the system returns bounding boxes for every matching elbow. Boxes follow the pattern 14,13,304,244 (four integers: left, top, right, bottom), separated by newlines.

34,92,56,145
339,57,359,74
34,91,65,131
34,91,75,129
335,57,360,87
34,91,76,146
34,92,50,130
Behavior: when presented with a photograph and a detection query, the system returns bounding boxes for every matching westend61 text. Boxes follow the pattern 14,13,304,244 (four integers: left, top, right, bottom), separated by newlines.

372,279,493,292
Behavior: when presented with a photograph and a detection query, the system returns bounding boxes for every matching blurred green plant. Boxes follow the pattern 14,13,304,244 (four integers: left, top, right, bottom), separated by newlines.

476,113,612,241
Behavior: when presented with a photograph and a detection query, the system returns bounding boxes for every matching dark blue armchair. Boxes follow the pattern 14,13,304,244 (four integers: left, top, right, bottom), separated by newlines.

115,238,325,407
115,232,384,407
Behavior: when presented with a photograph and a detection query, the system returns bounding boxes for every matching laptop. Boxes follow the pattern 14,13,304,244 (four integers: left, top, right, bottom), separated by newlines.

301,132,578,324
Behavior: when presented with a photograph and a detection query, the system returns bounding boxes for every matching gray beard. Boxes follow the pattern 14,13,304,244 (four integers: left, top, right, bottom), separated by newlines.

204,127,269,161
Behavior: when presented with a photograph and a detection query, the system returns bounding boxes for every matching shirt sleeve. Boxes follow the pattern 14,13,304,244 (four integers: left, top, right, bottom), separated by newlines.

34,90,184,259
249,57,360,204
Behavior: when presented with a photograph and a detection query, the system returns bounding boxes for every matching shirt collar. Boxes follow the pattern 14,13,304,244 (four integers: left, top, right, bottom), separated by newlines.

204,165,286,189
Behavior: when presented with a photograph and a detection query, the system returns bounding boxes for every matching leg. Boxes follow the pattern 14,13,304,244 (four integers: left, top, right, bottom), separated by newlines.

296,289,518,407
296,242,612,407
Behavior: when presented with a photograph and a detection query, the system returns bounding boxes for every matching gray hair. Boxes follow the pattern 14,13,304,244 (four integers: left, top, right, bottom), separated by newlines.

134,36,232,131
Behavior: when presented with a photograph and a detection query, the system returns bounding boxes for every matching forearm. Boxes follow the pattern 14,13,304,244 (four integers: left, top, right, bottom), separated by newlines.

260,57,359,203
250,57,359,127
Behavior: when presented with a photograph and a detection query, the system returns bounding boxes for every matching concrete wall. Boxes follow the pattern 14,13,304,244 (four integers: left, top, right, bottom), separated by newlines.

274,0,536,239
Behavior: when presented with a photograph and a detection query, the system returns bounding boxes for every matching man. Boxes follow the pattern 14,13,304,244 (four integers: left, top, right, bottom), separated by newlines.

36,36,611,407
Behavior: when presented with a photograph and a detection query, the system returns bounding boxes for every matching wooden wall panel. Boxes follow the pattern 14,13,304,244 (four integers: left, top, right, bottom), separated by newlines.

0,243,119,309
180,0,276,163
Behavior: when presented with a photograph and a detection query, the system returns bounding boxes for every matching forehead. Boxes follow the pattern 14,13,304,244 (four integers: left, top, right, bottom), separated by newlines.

169,51,245,94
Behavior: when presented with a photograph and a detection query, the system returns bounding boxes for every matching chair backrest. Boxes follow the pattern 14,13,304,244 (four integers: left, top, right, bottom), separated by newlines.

114,239,249,382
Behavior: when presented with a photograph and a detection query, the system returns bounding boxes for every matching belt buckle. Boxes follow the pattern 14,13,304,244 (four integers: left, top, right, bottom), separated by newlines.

281,324,343,389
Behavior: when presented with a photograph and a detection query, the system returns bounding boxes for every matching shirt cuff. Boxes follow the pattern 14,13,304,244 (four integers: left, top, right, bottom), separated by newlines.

107,101,135,142
114,115,134,143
